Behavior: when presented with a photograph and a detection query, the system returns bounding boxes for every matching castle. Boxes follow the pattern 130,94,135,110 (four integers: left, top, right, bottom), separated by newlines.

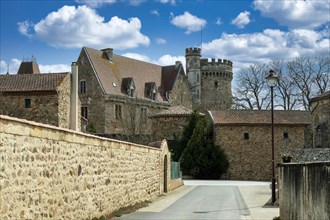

185,47,233,110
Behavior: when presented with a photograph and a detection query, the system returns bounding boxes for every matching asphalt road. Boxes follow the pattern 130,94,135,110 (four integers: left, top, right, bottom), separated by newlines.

120,184,250,220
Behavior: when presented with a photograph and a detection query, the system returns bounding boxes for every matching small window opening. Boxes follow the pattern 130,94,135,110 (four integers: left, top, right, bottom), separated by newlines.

215,81,218,88
115,105,122,119
80,80,86,94
244,133,249,140
283,132,289,139
81,107,88,119
141,108,147,123
25,99,31,108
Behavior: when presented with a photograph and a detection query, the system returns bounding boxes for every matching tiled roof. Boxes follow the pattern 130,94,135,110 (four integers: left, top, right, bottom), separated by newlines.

17,61,40,74
310,90,330,102
84,47,167,102
209,110,311,125
161,65,178,92
150,105,203,118
161,63,185,96
0,73,69,92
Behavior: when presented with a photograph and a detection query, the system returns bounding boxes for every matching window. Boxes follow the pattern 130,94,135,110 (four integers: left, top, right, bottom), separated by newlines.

196,73,200,82
141,108,147,123
244,132,250,140
80,80,86,94
128,83,135,97
81,107,88,119
215,81,218,88
180,94,184,105
115,105,122,119
151,88,156,100
283,132,289,139
25,99,31,108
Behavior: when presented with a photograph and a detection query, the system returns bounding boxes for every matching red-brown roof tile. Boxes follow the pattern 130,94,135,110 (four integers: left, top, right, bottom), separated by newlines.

17,61,40,74
209,110,311,126
150,105,204,118
84,47,167,102
0,73,69,92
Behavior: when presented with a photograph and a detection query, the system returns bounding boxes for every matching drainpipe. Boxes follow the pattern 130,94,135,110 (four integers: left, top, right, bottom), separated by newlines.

70,62,79,131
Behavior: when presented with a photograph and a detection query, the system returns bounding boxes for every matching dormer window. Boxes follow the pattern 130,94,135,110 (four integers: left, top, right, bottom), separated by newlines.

121,77,135,97
145,82,157,101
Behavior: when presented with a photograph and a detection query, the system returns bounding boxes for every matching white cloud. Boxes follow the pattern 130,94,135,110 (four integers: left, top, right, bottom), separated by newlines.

156,38,167,44
0,59,21,75
231,11,251,29
253,0,330,29
127,0,146,6
157,55,186,68
171,11,207,34
39,64,71,73
0,58,71,75
19,5,150,50
158,0,176,5
151,10,160,16
202,28,330,71
121,53,186,71
121,53,152,63
75,0,117,8
17,20,34,37
215,17,222,26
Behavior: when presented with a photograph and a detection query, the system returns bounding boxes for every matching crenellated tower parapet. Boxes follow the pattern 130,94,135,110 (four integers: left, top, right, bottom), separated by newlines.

185,47,233,111
185,48,202,109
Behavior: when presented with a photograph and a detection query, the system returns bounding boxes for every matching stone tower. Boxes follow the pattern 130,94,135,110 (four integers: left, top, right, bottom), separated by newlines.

200,58,233,110
185,48,201,108
185,47,233,111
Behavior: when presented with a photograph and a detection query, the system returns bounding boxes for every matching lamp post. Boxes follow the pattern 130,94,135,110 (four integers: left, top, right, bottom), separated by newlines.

266,70,278,204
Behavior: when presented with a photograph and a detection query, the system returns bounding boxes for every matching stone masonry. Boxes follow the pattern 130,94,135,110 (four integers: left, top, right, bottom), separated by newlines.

214,125,307,180
0,115,171,219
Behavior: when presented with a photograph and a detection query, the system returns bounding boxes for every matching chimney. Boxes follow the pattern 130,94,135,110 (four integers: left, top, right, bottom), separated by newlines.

70,62,79,131
175,61,182,69
101,48,113,62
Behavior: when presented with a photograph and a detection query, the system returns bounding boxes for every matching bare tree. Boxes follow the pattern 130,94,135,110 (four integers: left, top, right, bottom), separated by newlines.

119,100,151,145
287,56,330,110
232,56,329,111
233,64,270,110
269,61,300,110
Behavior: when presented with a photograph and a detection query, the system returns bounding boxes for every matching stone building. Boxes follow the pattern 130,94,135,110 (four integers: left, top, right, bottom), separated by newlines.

185,48,233,110
76,47,192,142
150,105,204,142
209,110,311,180
309,90,330,148
0,61,75,129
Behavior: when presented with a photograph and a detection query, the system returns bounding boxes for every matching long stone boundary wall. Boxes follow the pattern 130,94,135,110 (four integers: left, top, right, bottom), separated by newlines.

278,162,330,220
0,115,171,219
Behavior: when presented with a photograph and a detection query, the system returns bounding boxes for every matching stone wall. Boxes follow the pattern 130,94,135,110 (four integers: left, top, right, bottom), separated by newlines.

278,162,330,220
310,94,330,148
77,51,106,134
151,116,190,141
214,125,307,180
0,115,171,219
57,74,71,129
0,75,71,129
200,60,233,111
168,74,192,109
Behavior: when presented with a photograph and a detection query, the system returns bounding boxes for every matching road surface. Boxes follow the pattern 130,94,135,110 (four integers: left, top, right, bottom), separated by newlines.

119,180,272,220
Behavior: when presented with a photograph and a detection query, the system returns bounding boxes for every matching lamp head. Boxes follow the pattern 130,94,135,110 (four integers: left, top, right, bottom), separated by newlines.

266,70,278,87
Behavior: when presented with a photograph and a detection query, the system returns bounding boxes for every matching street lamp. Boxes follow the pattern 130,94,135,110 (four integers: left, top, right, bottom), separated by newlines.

266,69,278,204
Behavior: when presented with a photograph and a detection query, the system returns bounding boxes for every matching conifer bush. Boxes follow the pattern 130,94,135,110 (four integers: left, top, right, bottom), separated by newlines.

180,117,229,179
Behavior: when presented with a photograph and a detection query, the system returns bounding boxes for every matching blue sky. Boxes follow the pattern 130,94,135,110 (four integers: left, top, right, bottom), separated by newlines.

0,0,329,75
